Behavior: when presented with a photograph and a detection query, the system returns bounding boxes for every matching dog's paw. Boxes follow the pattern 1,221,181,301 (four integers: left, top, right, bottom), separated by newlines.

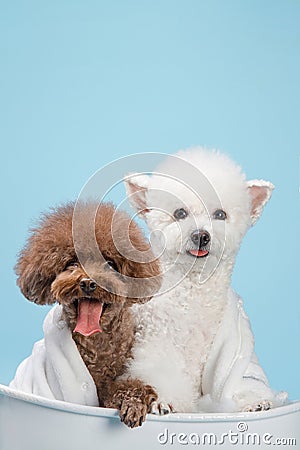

120,399,148,428
107,380,158,428
243,400,272,412
151,400,174,415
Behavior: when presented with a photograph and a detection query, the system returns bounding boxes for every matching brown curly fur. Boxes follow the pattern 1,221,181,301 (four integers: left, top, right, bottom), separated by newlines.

15,201,161,428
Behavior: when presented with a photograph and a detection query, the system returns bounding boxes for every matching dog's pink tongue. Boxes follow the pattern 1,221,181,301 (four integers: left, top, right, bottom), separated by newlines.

74,299,103,337
189,249,209,257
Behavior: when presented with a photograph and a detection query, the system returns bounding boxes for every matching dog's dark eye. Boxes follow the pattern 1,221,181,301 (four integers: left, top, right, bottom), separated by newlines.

106,260,119,272
66,261,79,270
213,209,227,220
174,208,188,220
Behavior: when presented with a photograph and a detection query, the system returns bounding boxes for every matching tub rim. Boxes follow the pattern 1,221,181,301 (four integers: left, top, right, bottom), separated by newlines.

0,383,299,424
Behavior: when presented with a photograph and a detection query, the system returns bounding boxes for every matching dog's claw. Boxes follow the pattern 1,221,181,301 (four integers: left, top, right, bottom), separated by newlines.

119,401,147,428
120,406,129,422
151,401,173,415
243,400,272,412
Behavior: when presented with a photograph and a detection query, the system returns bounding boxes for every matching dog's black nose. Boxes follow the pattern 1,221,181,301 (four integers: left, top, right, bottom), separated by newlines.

191,230,211,248
80,278,97,294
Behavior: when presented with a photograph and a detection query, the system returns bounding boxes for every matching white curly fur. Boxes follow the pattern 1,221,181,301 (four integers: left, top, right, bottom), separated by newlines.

124,147,275,413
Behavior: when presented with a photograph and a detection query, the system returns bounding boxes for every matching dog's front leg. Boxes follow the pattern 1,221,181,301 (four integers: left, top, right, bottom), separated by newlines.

103,379,158,428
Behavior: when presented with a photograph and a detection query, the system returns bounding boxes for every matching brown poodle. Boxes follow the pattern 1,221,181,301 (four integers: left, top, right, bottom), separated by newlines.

15,201,161,428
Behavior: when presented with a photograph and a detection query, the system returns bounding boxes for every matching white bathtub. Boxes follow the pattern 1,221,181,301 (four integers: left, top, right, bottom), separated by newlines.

0,384,299,450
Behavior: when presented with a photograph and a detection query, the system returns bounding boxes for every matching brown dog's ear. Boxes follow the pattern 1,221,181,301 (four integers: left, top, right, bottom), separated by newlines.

15,204,75,305
122,257,162,305
15,243,57,305
107,204,161,304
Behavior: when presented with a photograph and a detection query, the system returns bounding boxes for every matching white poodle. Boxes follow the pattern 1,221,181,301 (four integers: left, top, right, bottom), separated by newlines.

124,147,287,414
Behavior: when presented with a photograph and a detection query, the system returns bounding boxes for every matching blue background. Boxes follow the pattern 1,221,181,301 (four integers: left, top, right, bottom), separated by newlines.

1,1,299,400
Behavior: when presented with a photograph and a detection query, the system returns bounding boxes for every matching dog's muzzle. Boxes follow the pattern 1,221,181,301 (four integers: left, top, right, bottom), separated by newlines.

187,230,210,258
74,277,103,337
79,277,97,295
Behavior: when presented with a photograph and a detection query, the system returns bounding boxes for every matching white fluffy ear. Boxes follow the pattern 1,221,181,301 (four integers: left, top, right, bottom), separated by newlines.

124,173,151,216
247,179,274,226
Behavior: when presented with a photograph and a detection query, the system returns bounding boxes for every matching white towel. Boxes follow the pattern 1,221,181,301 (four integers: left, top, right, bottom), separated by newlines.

10,305,99,407
198,289,288,412
10,294,288,412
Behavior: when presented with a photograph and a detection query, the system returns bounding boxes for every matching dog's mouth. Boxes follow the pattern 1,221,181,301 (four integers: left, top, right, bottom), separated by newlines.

187,249,209,258
73,298,109,337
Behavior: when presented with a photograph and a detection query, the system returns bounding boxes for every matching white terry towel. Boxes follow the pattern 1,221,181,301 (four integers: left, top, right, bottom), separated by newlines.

10,294,288,413
10,305,99,407
198,288,288,412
